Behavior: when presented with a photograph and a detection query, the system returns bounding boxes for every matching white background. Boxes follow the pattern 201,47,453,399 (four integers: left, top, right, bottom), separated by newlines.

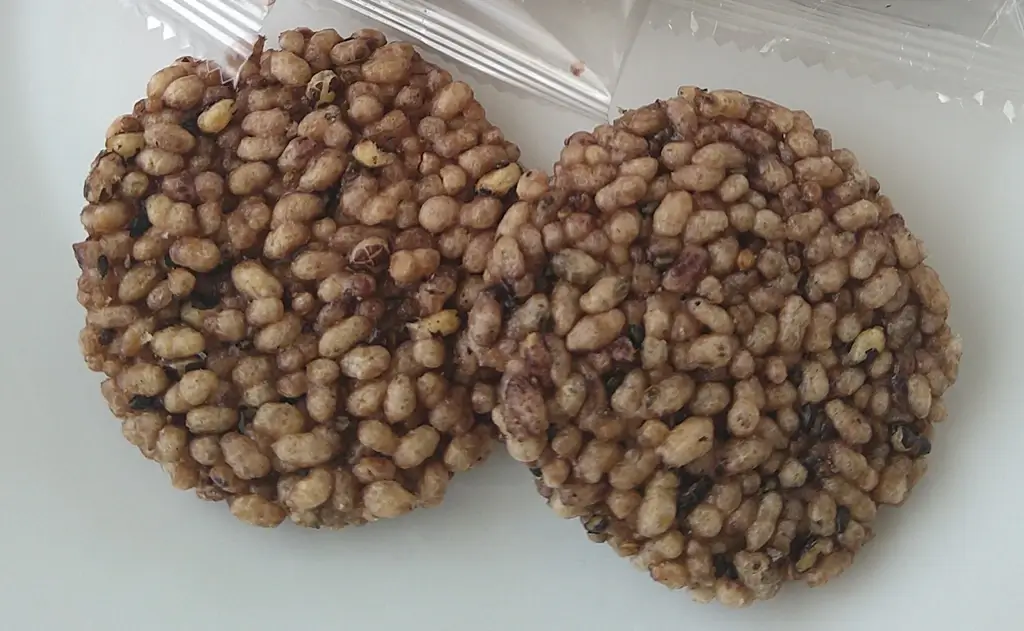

1,1,1021,629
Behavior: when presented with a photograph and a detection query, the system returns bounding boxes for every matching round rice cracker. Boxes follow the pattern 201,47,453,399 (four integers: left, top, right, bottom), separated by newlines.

484,88,961,605
74,28,530,529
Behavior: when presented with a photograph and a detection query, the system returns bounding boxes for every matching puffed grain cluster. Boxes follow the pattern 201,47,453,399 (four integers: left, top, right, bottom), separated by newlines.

485,88,962,605
74,28,526,528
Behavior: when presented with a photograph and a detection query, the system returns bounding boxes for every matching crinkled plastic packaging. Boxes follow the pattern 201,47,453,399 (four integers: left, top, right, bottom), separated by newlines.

122,0,1024,121
118,0,275,79
653,0,1024,119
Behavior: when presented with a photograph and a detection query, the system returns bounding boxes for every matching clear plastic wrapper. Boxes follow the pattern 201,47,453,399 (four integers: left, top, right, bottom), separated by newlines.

652,1,1024,119
118,0,275,79
322,0,1024,120
315,0,650,120
120,0,1024,121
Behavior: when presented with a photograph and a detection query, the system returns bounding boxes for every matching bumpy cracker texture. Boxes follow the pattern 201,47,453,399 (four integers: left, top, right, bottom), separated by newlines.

74,27,530,528
484,88,961,605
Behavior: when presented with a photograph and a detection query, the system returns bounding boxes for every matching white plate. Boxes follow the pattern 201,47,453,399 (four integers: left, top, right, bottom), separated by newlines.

1,2,1020,629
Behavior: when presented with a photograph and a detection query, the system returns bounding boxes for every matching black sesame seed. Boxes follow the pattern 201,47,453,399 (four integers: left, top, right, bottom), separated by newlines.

916,435,933,456
603,370,627,396
836,506,852,534
162,365,179,383
181,113,201,137
535,265,557,294
890,423,932,457
789,533,814,562
97,255,110,277
128,211,152,238
713,554,728,577
713,554,739,580
890,423,916,452
129,395,159,410
736,232,763,250
796,272,812,300
801,455,824,480
665,409,688,428
498,282,520,314
801,402,836,441
323,180,343,213
826,330,846,351
819,418,838,441
539,314,555,334
648,127,674,155
583,515,610,536
183,359,206,373
676,474,714,518
713,415,730,440
367,327,387,346
190,282,220,310
626,324,645,349
798,403,821,434
238,407,257,433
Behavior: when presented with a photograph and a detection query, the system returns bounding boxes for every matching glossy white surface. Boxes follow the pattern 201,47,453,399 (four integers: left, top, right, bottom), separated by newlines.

1,1,1020,629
